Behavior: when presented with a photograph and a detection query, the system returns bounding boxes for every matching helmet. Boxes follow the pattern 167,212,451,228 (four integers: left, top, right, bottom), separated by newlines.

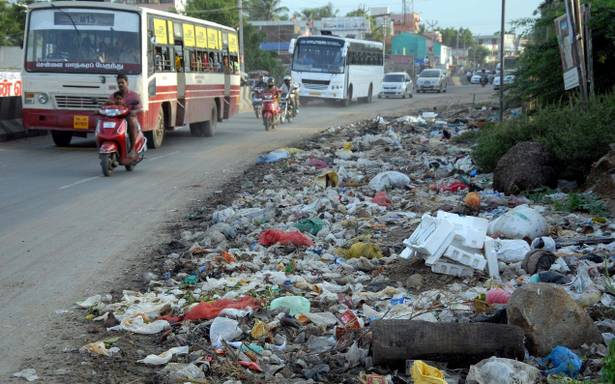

283,75,291,82
267,77,275,87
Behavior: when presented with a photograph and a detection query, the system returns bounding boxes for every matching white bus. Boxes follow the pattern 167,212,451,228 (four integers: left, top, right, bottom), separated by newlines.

22,1,241,148
290,35,383,106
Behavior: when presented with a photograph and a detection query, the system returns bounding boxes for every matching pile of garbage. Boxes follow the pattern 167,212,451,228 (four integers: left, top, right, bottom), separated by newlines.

64,106,615,384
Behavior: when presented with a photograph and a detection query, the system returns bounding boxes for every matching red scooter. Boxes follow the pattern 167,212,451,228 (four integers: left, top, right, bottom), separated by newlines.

95,105,147,176
261,91,280,131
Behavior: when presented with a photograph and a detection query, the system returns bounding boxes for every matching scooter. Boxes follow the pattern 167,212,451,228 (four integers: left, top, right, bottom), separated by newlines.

261,92,280,131
95,105,147,176
252,87,263,119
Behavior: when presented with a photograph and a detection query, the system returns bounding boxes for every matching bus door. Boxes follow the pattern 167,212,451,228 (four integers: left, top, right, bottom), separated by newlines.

223,52,231,119
175,45,186,125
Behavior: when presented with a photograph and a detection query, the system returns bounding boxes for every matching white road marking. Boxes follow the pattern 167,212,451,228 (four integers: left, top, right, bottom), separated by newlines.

147,151,178,161
58,176,100,190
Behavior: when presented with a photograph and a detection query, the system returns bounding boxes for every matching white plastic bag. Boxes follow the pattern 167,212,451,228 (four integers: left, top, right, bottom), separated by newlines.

487,205,548,240
466,357,540,384
138,346,189,365
209,317,242,347
484,238,530,263
368,171,410,191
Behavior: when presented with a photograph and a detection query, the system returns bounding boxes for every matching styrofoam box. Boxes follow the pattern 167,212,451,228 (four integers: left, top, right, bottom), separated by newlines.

436,211,489,249
443,240,487,270
404,214,455,264
430,260,474,277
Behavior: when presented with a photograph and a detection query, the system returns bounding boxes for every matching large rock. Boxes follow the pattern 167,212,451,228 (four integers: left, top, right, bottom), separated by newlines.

587,144,615,215
507,283,602,356
494,142,557,195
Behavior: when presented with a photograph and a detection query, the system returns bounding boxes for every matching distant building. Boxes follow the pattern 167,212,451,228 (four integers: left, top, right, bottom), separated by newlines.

249,20,305,64
318,17,371,39
475,33,516,63
391,32,451,68
390,13,420,35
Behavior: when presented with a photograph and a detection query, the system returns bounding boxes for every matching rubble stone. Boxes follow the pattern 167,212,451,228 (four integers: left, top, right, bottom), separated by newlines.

587,144,615,215
507,283,602,356
493,142,557,195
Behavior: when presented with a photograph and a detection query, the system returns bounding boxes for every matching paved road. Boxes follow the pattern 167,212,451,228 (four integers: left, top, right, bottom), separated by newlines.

0,84,492,378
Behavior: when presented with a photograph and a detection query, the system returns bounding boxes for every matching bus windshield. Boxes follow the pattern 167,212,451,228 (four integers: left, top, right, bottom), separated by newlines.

26,8,141,74
292,38,345,74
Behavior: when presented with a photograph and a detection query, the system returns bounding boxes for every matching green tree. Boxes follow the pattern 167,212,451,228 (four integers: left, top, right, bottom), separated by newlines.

0,1,28,46
468,45,490,66
247,0,289,21
346,6,368,17
294,2,338,20
507,0,615,106
436,27,474,48
184,0,238,27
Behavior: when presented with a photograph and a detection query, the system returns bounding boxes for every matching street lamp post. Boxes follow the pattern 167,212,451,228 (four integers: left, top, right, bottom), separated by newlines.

238,0,245,73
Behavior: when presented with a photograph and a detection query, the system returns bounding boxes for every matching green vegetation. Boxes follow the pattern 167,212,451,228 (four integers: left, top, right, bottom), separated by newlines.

0,1,28,46
603,340,615,384
472,94,615,180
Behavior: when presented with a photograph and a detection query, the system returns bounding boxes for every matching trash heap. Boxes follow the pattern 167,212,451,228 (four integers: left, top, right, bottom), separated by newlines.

66,107,615,384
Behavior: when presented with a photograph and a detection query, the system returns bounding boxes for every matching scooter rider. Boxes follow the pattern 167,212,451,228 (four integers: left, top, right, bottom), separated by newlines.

266,77,280,100
280,75,298,114
109,74,141,156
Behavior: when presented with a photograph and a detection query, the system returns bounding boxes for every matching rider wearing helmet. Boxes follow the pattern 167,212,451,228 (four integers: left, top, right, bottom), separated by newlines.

266,77,280,99
280,75,298,114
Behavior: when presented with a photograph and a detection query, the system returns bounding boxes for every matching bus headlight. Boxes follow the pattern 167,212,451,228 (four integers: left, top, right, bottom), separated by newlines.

37,93,49,104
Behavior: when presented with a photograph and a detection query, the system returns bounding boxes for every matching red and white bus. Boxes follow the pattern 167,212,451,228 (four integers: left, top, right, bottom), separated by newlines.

22,1,241,148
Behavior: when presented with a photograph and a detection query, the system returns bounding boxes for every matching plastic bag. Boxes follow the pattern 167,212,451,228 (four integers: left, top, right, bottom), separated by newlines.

487,205,548,240
466,357,540,384
337,242,383,259
542,346,582,378
256,149,289,164
108,315,170,334
138,346,189,365
372,191,392,207
484,238,530,263
308,158,330,169
411,360,446,384
294,218,324,235
210,317,242,346
486,288,511,305
259,229,314,247
270,296,311,316
368,171,410,191
183,296,260,321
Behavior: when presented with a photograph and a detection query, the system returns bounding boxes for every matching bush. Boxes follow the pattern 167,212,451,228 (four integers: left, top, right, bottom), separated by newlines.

472,95,615,181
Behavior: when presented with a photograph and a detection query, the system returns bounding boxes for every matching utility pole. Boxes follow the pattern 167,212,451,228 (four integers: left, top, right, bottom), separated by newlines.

583,3,594,97
238,0,245,73
564,0,587,104
499,0,505,122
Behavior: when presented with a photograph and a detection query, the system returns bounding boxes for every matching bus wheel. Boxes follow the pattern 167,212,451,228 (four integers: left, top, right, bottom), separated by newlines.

203,106,217,137
343,86,352,107
189,122,205,137
145,109,165,149
51,131,72,147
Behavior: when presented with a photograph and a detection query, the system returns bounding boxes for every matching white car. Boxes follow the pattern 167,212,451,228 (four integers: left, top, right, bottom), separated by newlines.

379,72,413,99
416,69,447,93
493,74,515,90
470,72,484,84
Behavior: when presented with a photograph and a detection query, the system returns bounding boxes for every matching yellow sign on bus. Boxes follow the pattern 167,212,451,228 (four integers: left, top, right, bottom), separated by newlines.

167,20,174,45
207,28,218,50
195,26,207,48
153,18,167,45
183,24,195,47
228,33,238,53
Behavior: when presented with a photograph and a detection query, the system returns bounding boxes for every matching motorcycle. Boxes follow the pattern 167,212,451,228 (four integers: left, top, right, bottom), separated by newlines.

261,91,280,131
279,93,292,123
95,104,147,176
251,87,263,119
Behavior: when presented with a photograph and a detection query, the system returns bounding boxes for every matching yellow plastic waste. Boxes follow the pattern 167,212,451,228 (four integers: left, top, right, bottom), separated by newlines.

337,242,383,259
411,360,446,384
251,320,268,339
315,170,339,188
343,142,352,151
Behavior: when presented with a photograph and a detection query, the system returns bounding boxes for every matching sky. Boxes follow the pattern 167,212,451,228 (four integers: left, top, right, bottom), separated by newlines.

281,0,544,35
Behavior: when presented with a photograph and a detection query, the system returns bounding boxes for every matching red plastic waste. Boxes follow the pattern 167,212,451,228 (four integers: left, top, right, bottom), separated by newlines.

486,288,511,305
308,158,330,169
259,229,314,247
441,181,468,193
372,191,392,207
239,360,263,372
183,296,261,321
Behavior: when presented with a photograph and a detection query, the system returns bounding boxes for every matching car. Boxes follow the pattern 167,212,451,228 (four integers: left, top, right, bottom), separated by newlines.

470,72,484,84
416,69,447,93
493,73,515,90
379,72,413,98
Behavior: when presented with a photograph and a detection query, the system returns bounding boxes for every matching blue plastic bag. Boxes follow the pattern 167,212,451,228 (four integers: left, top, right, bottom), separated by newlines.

542,346,582,378
256,150,289,164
